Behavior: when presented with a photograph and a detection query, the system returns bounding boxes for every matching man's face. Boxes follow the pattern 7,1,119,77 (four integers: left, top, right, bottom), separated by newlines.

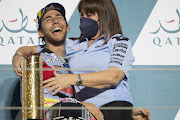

38,10,70,45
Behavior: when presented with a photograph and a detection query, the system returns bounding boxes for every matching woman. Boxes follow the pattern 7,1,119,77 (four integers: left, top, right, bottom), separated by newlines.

13,0,150,119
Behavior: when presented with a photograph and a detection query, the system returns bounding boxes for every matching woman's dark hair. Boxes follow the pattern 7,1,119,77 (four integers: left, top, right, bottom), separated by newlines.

71,0,123,43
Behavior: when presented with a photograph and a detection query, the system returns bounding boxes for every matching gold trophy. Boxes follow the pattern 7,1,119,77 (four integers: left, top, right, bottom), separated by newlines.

22,54,44,120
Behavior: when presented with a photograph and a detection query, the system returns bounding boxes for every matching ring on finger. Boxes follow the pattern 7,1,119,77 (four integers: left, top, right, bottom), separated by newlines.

54,84,58,88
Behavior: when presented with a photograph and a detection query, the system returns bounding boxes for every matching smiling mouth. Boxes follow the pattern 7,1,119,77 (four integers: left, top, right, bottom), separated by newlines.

52,28,62,33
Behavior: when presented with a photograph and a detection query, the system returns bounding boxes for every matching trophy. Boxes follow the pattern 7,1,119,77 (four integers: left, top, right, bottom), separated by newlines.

22,54,44,120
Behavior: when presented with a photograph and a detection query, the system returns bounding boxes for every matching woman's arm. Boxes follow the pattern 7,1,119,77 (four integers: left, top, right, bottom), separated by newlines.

43,66,125,95
77,66,125,88
12,46,37,76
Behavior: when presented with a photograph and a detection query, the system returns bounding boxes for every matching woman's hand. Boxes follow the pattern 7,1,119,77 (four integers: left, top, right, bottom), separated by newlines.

81,102,104,120
133,107,150,120
43,71,76,95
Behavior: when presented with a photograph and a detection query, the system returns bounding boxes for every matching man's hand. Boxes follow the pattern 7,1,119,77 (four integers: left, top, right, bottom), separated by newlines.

81,102,104,120
12,53,24,77
133,107,150,120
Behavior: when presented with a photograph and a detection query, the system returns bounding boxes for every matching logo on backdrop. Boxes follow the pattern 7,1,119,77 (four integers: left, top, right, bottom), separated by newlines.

0,9,37,33
132,0,180,65
0,8,42,47
150,9,180,47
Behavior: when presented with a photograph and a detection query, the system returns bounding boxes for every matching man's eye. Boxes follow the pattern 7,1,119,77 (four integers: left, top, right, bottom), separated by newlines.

46,18,51,22
57,16,63,19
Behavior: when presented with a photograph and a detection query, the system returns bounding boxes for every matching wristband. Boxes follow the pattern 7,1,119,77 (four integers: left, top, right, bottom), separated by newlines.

12,52,24,63
14,52,24,57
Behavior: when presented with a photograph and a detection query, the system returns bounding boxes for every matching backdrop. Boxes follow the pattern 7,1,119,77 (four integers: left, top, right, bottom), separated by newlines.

0,0,180,119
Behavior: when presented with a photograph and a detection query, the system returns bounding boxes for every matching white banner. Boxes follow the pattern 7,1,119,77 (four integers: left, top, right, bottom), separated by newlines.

0,0,79,64
133,0,180,65
175,109,180,120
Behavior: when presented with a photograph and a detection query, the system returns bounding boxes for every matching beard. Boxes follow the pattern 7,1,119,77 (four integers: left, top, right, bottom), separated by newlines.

44,30,67,46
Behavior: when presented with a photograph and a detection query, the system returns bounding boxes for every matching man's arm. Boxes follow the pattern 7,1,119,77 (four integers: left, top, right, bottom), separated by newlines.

80,102,104,120
12,46,37,76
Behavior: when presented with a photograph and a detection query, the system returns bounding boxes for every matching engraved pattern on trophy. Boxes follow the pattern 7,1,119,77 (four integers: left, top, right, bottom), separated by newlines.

22,54,44,120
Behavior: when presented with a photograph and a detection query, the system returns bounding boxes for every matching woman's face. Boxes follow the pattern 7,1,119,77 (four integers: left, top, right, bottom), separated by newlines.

80,10,101,40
